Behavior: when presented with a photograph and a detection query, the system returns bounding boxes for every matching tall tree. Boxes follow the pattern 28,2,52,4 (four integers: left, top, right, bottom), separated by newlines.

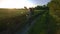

48,0,60,17
34,5,49,10
47,0,60,34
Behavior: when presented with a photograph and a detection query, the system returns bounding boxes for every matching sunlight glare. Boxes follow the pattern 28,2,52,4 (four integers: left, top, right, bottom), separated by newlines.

0,0,36,8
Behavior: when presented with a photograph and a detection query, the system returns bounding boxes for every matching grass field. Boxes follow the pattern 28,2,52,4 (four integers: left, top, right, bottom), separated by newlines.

0,9,58,34
0,9,27,32
0,9,26,19
27,10,57,34
0,9,41,32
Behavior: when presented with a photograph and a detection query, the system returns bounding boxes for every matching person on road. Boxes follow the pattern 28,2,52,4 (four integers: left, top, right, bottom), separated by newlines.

24,7,34,21
28,8,34,18
28,8,34,25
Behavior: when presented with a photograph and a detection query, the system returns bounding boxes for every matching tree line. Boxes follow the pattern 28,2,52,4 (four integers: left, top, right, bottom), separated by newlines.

34,5,49,10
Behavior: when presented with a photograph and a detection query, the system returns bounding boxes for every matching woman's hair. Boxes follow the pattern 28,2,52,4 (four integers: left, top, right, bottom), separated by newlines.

29,8,32,11
29,8,34,15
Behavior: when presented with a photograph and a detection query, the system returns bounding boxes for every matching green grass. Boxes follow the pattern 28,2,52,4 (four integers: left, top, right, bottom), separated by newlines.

27,11,48,34
0,9,27,32
0,9,26,19
27,11,57,34
0,9,41,32
34,10,45,15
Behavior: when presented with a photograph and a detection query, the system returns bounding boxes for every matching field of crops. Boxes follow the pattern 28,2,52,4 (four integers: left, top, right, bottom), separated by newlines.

0,9,58,34
0,9,41,33
0,9,26,19
0,9,27,32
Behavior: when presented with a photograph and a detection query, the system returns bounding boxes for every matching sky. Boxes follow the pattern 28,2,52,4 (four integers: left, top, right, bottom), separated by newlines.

0,0,50,8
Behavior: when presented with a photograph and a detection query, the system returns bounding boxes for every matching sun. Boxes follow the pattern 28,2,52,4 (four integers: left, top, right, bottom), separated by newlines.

0,0,36,8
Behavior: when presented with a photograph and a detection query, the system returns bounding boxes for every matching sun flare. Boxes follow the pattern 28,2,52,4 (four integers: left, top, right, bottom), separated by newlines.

0,0,36,9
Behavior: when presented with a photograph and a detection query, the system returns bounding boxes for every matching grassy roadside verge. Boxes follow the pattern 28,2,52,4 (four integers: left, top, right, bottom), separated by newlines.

26,11,48,34
0,10,45,34
27,11,57,34
15,10,42,33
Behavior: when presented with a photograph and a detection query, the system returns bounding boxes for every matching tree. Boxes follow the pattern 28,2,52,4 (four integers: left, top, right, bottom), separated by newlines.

34,5,49,10
47,1,60,34
34,5,42,10
47,0,60,16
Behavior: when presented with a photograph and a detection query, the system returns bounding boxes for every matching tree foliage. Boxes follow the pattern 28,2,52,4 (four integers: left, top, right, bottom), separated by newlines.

48,0,60,17
47,0,60,23
34,5,49,10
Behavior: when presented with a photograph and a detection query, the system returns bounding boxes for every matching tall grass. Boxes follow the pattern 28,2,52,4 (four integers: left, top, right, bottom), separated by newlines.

0,9,41,33
0,9,27,32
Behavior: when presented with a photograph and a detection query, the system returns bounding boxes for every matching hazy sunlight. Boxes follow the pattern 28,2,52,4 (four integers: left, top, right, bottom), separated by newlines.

0,0,36,8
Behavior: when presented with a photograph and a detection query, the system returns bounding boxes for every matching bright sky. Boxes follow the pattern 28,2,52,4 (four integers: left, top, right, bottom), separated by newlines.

0,0,50,8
